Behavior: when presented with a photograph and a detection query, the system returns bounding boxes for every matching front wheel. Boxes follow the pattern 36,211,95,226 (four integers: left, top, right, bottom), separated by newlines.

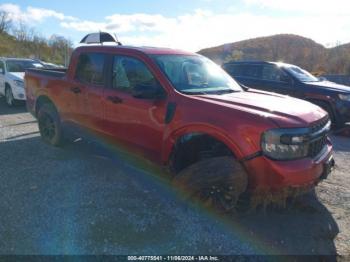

38,104,64,146
312,100,343,129
172,156,248,212
5,87,16,107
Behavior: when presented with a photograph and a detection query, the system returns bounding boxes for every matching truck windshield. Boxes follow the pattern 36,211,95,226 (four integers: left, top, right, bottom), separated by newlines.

284,65,319,82
6,60,44,73
152,55,242,94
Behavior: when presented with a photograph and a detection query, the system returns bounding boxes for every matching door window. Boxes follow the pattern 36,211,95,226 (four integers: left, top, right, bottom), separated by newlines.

224,64,244,77
242,65,262,79
75,53,105,86
262,65,288,82
112,56,157,93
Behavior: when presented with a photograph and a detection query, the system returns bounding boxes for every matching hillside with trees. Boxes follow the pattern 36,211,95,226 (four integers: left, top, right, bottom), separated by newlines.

0,11,72,66
199,34,350,75
1,8,350,74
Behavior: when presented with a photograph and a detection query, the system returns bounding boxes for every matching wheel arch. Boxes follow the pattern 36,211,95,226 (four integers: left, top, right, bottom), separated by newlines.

164,125,243,174
35,95,57,117
306,97,337,120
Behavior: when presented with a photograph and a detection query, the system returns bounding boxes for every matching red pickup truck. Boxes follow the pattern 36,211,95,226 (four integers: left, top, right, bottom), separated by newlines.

25,33,334,211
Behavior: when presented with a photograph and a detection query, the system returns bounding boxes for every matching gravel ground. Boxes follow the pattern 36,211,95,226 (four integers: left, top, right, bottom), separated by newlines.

0,98,349,256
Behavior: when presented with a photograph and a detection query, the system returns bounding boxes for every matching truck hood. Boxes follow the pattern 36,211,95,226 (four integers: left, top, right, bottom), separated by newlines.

195,90,326,127
304,80,350,93
8,72,25,81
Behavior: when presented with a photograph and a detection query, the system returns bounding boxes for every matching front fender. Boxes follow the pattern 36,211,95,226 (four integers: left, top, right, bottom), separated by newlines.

161,123,245,164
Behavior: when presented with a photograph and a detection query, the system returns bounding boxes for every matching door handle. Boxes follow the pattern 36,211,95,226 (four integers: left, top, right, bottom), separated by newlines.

70,87,81,94
107,96,123,104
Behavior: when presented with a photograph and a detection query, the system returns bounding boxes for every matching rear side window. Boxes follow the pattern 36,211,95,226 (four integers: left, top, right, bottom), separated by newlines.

225,64,262,79
0,61,4,73
225,64,244,77
243,65,262,79
75,53,105,86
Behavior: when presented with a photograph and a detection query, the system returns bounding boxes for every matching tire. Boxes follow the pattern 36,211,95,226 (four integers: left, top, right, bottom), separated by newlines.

5,86,16,107
37,103,64,146
172,156,248,212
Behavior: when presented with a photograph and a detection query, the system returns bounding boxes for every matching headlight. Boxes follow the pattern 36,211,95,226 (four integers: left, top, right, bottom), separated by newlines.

14,80,24,87
261,128,309,160
339,94,350,101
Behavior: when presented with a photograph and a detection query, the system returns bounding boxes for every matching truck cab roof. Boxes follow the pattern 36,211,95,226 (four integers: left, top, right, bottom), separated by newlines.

74,44,195,56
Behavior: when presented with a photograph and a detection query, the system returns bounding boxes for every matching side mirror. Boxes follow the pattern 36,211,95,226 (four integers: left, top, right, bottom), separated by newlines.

0,68,4,74
132,83,165,99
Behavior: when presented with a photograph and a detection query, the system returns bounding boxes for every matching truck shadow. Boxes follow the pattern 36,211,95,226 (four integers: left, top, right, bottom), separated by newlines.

0,135,340,255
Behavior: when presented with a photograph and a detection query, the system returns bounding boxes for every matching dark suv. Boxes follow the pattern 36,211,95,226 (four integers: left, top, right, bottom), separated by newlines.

223,61,350,127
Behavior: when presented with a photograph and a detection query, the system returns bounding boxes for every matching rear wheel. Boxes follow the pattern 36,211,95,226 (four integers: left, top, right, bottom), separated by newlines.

5,86,16,107
38,104,64,146
173,156,248,212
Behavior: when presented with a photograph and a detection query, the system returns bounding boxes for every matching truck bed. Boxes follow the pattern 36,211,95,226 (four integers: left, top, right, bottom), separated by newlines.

26,68,67,78
25,67,69,117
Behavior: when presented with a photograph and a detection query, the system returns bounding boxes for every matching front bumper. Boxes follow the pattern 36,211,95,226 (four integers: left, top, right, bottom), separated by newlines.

12,86,26,101
243,140,333,192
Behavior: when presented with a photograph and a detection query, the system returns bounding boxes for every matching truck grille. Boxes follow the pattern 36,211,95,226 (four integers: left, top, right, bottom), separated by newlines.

307,116,330,158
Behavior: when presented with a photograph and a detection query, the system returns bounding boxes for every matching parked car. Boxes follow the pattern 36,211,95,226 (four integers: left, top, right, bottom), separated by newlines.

0,58,45,106
223,61,350,127
38,60,65,69
25,33,334,211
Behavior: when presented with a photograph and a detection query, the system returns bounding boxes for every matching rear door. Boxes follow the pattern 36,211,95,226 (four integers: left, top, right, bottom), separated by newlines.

225,64,264,89
103,54,167,162
72,52,106,133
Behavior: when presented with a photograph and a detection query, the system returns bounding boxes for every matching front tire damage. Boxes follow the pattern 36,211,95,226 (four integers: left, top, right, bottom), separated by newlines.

173,156,248,212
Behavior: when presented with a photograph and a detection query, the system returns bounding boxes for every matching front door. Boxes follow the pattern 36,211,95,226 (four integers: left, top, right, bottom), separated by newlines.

259,64,302,97
103,55,167,162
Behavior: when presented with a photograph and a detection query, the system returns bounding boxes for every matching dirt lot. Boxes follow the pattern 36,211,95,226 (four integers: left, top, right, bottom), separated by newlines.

0,98,349,256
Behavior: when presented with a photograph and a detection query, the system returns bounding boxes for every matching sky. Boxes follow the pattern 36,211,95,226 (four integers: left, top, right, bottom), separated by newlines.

0,0,350,51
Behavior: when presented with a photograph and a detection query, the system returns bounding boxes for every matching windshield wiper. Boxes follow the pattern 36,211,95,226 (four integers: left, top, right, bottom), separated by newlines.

181,89,239,95
181,90,210,95
210,89,238,95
